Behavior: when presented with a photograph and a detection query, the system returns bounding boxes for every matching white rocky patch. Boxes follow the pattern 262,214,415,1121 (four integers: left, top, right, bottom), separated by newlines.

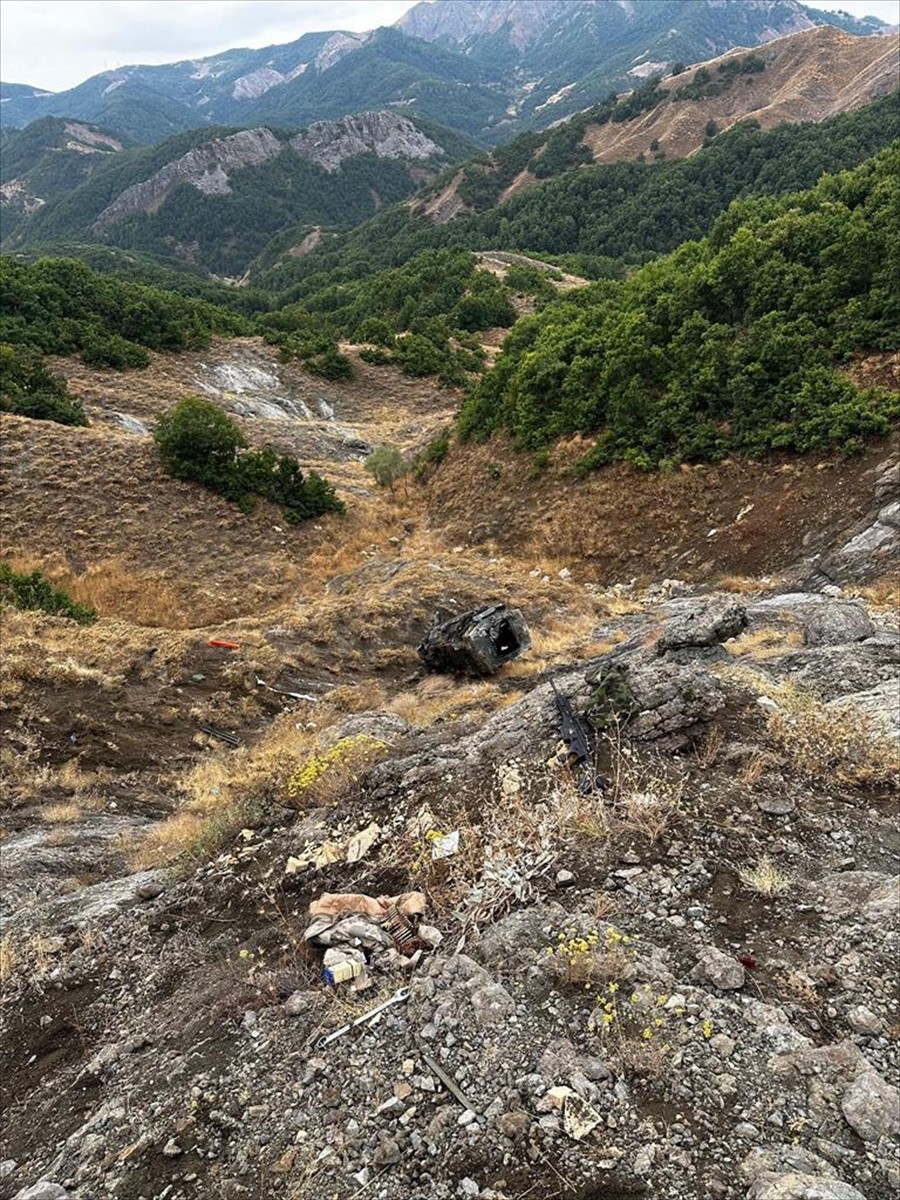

63,122,122,151
628,59,668,77
194,361,316,421
315,32,366,71
231,67,286,101
535,82,577,111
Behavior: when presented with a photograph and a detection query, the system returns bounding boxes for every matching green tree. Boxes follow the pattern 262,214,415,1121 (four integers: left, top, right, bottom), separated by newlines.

154,396,247,495
364,445,409,493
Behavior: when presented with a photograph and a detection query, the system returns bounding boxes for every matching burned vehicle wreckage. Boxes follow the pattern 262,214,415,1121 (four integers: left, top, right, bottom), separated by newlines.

417,604,531,676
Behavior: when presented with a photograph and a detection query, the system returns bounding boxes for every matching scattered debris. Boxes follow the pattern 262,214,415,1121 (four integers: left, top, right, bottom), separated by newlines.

421,1053,479,1113
305,891,442,996
317,987,410,1047
417,604,531,675
430,829,460,860
196,723,241,747
255,676,320,702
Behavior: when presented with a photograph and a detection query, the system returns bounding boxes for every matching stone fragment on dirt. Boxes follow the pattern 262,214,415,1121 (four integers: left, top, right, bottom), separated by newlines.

694,946,746,990
841,1070,900,1142
562,1091,602,1141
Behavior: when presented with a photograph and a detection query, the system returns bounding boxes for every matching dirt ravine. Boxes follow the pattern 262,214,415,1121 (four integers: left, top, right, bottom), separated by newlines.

1,340,898,1200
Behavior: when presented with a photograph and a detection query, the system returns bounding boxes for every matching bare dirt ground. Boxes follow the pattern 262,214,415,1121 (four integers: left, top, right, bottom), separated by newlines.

1,341,898,1200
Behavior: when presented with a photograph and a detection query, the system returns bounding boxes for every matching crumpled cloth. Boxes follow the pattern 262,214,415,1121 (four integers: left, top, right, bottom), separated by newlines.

308,891,427,921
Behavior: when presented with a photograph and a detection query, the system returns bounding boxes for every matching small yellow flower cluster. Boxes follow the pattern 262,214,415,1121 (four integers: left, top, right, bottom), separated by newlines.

286,734,387,799
546,926,602,985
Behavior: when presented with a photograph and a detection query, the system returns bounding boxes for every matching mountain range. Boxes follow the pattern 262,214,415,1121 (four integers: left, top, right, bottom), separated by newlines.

0,0,891,146
3,20,896,282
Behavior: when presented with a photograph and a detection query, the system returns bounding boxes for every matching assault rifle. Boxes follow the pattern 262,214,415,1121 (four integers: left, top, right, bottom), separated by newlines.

549,679,593,767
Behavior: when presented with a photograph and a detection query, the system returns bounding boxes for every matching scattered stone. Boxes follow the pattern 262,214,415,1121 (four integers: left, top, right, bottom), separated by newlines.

694,946,746,990
562,1092,601,1141
757,794,795,815
802,602,875,647
846,1005,884,1036
136,880,164,901
841,1070,900,1142
282,991,308,1017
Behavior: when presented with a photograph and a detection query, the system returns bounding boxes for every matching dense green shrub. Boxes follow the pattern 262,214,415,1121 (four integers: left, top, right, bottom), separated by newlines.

155,396,247,494
304,348,353,381
0,563,96,624
458,147,900,468
154,397,344,519
0,342,88,425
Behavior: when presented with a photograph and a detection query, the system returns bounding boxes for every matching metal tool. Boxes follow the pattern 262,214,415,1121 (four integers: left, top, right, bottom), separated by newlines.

317,987,410,1047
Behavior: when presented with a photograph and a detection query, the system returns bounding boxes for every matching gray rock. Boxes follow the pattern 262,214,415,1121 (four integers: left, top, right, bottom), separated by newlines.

13,1186,70,1200
290,111,444,173
802,603,875,647
586,655,725,749
816,872,900,925
841,1070,900,1142
694,946,745,990
470,980,516,1028
846,1005,884,1036
747,1173,866,1200
740,1145,836,1182
94,129,283,228
656,599,748,652
282,992,308,1017
829,677,900,738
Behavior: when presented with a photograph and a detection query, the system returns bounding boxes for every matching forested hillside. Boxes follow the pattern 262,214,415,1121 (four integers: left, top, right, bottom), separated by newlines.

0,256,246,366
5,115,475,278
256,93,899,293
458,147,899,468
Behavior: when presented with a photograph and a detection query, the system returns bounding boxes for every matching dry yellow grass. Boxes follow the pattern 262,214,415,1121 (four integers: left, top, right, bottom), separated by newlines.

725,625,804,660
132,707,327,868
739,855,792,896
0,933,17,987
721,665,897,789
387,676,521,726
40,802,83,823
716,574,767,595
852,572,900,612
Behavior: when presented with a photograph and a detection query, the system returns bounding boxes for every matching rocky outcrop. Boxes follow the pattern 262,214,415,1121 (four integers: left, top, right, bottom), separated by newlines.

93,129,283,228
289,112,444,173
656,598,748,653
92,113,445,228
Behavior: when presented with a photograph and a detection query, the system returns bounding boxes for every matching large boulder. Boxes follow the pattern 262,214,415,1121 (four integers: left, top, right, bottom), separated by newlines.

587,655,725,749
656,599,748,653
841,1070,900,1142
802,602,875,647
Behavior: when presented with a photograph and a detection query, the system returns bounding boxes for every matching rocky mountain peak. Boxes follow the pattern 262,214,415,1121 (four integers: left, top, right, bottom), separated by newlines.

289,111,445,172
